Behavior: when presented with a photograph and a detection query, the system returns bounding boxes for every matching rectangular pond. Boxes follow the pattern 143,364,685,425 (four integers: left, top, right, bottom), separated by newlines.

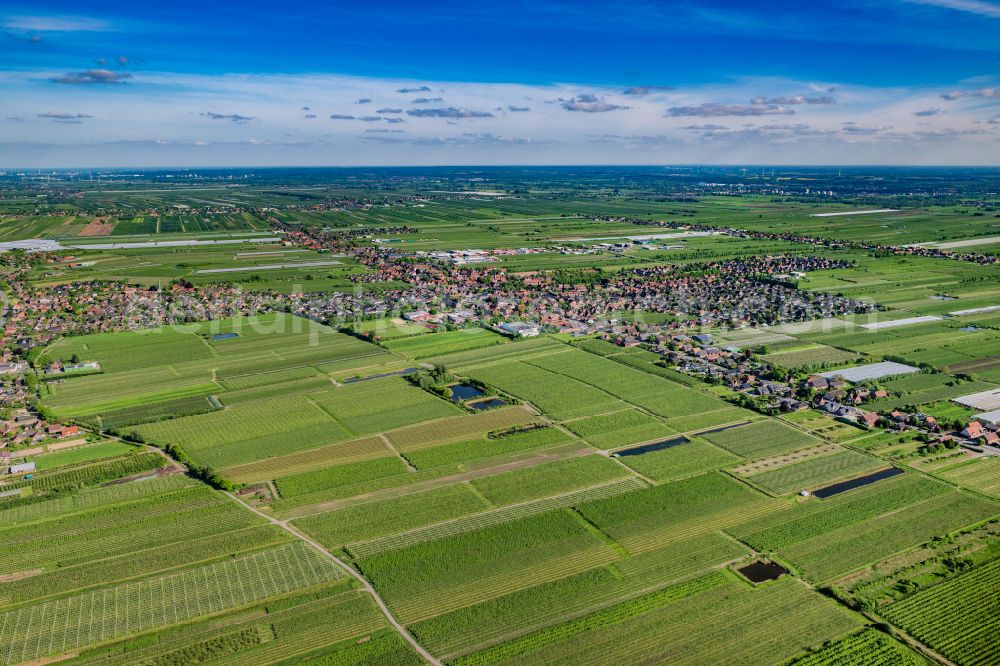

450,384,486,402
693,421,751,437
614,436,689,457
813,467,904,499
470,398,506,411
341,368,417,384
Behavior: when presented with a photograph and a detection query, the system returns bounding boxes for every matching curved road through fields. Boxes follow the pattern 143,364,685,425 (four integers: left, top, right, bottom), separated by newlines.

222,491,443,666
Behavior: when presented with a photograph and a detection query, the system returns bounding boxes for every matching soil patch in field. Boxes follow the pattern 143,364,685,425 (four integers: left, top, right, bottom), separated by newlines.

79,217,115,236
0,568,43,583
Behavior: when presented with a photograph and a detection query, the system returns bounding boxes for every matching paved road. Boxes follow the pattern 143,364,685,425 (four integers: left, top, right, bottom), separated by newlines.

222,491,443,666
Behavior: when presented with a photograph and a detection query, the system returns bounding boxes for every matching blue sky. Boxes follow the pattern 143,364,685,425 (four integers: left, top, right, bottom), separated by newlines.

3,0,1000,166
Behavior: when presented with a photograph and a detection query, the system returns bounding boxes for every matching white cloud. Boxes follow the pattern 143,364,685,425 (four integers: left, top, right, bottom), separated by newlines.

3,15,112,32
666,102,794,117
905,0,1000,18
2,71,998,166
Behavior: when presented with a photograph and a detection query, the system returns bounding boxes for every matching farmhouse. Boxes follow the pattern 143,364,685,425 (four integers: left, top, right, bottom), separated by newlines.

805,375,830,390
961,422,984,439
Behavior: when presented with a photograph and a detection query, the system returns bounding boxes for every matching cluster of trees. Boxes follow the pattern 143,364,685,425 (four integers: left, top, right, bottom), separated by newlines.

410,364,455,398
120,431,232,491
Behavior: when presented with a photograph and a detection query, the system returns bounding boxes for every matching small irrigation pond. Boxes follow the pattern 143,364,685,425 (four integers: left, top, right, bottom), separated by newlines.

450,384,486,401
737,561,789,583
812,467,904,499
613,436,689,457
469,397,506,411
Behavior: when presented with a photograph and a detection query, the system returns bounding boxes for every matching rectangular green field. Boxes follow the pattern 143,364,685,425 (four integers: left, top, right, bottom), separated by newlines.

745,449,885,495
700,420,823,460
731,473,999,582
383,328,507,358
451,575,860,666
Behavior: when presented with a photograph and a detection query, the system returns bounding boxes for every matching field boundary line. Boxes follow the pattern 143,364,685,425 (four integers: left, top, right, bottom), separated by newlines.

461,480,497,509
217,350,387,381
221,490,442,666
277,441,595,519
519,348,711,430
435,555,748,661
567,507,630,557
342,476,642,557
379,433,416,472
604,448,658,486
867,612,958,666
385,404,537,451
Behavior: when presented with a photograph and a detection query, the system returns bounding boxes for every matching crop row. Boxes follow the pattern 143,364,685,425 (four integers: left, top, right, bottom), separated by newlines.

402,426,571,470
0,474,192,528
385,406,537,451
356,510,621,622
67,584,366,666
457,576,859,666
0,542,345,666
344,477,646,559
6,452,167,496
451,573,730,666
0,524,289,608
747,449,883,495
221,436,390,483
576,472,776,552
700,420,821,460
275,457,408,499
411,532,747,659
619,440,741,483
733,474,948,551
882,557,1000,665
93,395,219,429
781,490,999,582
0,491,261,574
788,628,923,666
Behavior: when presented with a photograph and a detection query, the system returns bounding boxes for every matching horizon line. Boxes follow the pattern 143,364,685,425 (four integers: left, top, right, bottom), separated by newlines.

6,163,1000,171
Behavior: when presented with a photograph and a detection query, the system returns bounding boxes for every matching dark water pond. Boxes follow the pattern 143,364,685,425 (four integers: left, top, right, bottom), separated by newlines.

341,368,417,384
212,332,239,340
450,384,486,401
470,398,506,411
738,561,788,583
813,467,904,499
615,436,689,457
693,421,751,437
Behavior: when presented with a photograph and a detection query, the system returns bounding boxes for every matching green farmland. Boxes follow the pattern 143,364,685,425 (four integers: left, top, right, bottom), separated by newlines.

25,310,1000,664
5,172,1000,665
